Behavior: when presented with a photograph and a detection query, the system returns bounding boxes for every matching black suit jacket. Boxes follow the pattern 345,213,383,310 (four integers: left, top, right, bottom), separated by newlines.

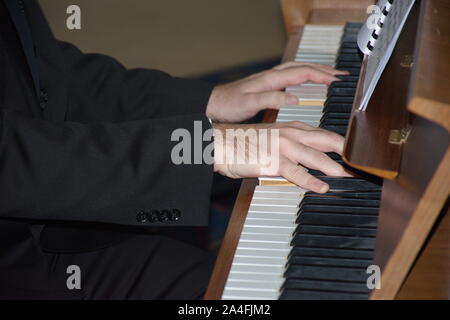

0,0,215,253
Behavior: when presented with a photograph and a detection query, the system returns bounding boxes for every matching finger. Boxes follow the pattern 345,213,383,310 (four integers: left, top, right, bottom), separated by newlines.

283,121,319,131
279,158,329,193
249,67,342,91
283,141,347,177
273,62,333,71
245,91,299,112
274,62,348,76
299,129,345,155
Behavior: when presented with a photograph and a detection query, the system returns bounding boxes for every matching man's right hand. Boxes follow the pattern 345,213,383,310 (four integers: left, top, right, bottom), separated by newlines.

213,121,350,193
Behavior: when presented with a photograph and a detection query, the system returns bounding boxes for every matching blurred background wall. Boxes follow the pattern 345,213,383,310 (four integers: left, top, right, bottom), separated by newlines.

38,0,286,77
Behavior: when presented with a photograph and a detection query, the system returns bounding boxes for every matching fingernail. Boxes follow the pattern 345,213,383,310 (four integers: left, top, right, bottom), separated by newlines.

286,95,299,105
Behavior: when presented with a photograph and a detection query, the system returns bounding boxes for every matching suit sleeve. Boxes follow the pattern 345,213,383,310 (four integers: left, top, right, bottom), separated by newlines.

57,41,215,122
0,109,214,226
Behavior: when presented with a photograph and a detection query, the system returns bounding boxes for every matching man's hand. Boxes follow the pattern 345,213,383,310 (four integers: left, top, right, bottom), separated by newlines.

206,62,348,123
213,121,351,193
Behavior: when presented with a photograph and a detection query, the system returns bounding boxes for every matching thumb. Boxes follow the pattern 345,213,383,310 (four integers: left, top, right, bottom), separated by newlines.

245,91,298,112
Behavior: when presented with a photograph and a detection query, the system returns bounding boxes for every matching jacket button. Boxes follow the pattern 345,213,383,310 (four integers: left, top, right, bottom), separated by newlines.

39,89,48,109
149,210,160,223
136,211,148,223
169,209,181,221
158,210,170,222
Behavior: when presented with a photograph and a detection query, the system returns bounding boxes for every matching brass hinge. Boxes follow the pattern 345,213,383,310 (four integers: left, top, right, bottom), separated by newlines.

388,128,411,145
400,55,414,68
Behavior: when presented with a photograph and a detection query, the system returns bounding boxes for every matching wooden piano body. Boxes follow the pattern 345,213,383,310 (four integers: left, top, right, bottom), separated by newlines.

205,0,450,300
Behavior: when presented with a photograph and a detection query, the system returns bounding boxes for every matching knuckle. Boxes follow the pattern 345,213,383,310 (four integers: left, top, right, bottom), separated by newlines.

288,166,304,181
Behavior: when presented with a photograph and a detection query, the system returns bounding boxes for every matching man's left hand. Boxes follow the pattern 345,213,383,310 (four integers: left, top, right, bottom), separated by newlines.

205,62,348,123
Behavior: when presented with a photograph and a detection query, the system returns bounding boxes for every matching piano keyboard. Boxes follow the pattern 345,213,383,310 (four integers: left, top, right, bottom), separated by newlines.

279,25,344,124
222,23,383,300
259,24,355,185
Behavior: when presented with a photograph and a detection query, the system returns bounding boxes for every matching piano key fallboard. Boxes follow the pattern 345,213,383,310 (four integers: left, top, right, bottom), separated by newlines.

221,23,383,300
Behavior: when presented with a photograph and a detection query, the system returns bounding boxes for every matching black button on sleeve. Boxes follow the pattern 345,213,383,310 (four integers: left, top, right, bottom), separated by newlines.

149,210,160,223
136,211,148,223
169,209,181,221
158,210,170,222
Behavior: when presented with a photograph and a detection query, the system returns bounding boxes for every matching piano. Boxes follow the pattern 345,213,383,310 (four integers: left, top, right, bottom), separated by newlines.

205,0,450,300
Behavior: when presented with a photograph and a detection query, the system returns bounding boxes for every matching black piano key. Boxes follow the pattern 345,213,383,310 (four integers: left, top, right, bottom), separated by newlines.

304,190,382,200
301,196,380,207
289,246,374,260
345,22,364,28
338,47,361,55
282,279,369,294
320,118,349,126
321,114,351,124
329,81,357,88
280,289,368,300
328,86,357,96
341,35,359,43
338,53,364,62
293,224,377,238
296,212,378,228
325,152,341,161
298,204,379,215
308,169,325,177
340,41,359,49
336,61,362,69
287,255,372,269
322,103,353,113
325,96,355,104
284,264,368,282
290,234,375,250
318,177,382,191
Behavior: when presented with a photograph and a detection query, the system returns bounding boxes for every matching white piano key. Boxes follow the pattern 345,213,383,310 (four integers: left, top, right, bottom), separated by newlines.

254,185,302,193
239,233,291,244
241,225,294,236
276,115,321,121
226,272,282,283
243,218,295,228
276,116,322,122
224,280,281,290
234,247,289,259
248,205,299,214
236,241,292,251
253,192,303,200
296,53,337,58
246,212,296,221
232,256,287,267
250,198,300,207
222,289,278,300
278,105,323,111
277,108,322,114
230,264,285,275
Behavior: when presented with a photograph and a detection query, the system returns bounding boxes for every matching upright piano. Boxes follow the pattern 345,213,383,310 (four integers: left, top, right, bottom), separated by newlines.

205,0,450,300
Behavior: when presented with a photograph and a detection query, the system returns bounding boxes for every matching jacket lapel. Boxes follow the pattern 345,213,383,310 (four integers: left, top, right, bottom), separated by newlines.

4,0,69,121
3,0,41,99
